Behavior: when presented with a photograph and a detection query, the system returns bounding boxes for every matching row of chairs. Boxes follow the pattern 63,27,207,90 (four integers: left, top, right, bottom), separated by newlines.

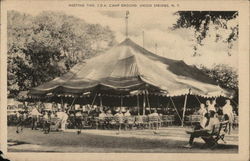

184,115,239,127
91,115,175,130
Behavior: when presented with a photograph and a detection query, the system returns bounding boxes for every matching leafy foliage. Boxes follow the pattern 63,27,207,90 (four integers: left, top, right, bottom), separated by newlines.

173,11,238,56
200,64,238,102
8,11,116,97
200,64,238,90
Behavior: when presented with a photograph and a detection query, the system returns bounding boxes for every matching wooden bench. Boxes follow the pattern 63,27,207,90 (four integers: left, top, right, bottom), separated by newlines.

124,116,135,130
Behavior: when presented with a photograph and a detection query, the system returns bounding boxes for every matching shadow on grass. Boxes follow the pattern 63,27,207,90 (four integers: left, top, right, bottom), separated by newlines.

8,139,30,146
7,127,238,153
40,132,238,152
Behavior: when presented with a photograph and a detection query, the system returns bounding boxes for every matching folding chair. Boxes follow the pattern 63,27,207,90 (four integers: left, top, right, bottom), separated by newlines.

135,116,144,129
125,116,135,130
167,115,175,126
142,115,149,129
50,117,61,132
201,121,229,149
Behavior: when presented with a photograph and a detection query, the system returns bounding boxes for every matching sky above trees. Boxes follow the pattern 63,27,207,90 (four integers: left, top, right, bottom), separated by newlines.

9,3,238,69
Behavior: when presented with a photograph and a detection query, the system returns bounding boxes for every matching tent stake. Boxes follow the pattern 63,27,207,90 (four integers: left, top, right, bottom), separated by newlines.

182,94,188,127
170,97,182,124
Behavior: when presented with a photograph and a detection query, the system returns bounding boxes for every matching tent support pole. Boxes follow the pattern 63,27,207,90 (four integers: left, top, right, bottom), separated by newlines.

91,93,98,109
182,94,188,127
61,97,64,110
166,98,170,113
70,97,76,110
146,91,151,114
143,93,146,115
120,95,123,107
100,94,103,107
157,96,160,108
170,97,182,124
137,95,140,116
194,95,201,104
71,97,76,106
166,99,170,108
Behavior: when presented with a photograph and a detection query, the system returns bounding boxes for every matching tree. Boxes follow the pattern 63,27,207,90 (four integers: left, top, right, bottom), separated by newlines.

7,11,117,97
172,11,238,56
200,64,238,103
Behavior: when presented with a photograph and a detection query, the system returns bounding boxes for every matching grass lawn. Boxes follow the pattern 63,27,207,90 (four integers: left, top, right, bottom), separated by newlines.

8,126,238,153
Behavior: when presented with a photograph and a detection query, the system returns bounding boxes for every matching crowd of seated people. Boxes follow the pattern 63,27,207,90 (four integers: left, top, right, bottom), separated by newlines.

10,98,237,135
16,105,69,134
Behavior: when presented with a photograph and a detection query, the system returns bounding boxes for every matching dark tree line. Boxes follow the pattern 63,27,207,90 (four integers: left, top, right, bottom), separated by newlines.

8,11,116,97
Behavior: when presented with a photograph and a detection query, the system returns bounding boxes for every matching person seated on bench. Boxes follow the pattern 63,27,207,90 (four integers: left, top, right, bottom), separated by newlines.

98,110,107,129
184,111,219,148
99,110,107,119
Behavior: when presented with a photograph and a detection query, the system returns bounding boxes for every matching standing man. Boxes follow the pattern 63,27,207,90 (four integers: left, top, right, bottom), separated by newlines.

115,110,124,134
57,109,69,132
30,106,42,130
222,99,234,134
149,109,161,134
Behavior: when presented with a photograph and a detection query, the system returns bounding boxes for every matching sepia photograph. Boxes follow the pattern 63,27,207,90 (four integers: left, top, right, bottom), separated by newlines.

0,0,249,161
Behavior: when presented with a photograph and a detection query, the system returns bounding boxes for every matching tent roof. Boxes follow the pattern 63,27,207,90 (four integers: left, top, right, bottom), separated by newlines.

29,38,231,98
